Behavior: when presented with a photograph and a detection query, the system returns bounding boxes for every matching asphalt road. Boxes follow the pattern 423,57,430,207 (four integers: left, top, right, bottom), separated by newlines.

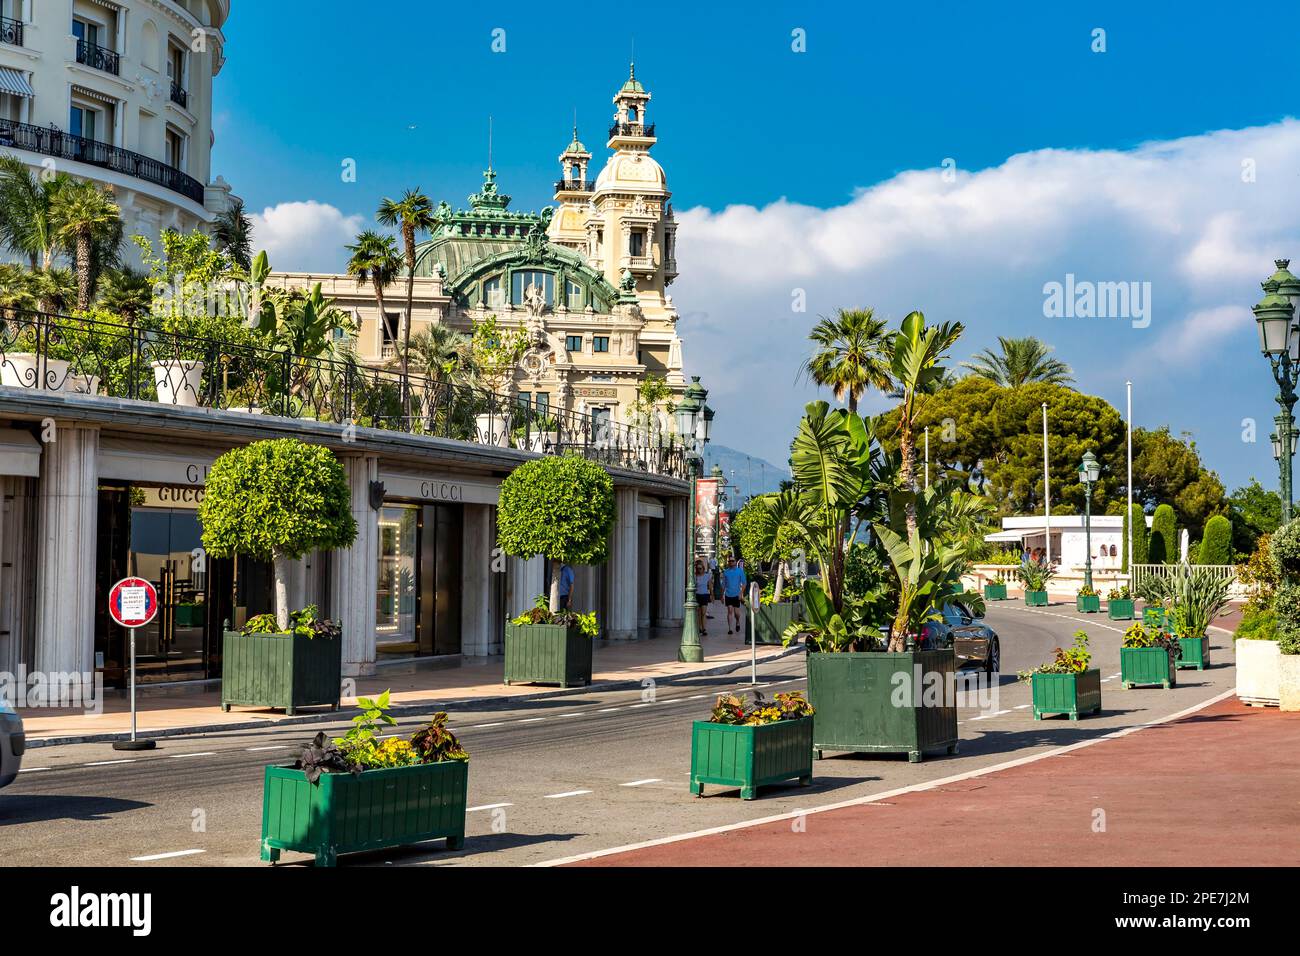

0,603,1237,867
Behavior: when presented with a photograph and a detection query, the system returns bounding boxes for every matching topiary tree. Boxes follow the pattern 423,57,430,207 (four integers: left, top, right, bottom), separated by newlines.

496,456,616,612
1198,514,1232,566
1122,502,1149,571
1149,503,1178,565
1269,518,1300,582
199,439,358,630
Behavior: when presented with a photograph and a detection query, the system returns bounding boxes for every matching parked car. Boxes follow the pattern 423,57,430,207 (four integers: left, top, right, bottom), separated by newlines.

922,600,1001,675
0,701,24,788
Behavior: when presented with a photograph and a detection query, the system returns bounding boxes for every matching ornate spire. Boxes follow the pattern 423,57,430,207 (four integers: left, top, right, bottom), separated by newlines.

469,168,511,211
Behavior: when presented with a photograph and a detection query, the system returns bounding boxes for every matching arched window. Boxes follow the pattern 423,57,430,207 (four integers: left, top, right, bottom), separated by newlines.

483,275,503,308
628,106,638,123
511,270,554,306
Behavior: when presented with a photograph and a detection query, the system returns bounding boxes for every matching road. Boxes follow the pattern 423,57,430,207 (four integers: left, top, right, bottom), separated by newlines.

0,604,1237,867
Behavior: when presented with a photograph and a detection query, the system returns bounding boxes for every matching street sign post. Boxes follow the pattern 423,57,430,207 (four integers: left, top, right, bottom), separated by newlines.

108,577,159,752
748,581,761,685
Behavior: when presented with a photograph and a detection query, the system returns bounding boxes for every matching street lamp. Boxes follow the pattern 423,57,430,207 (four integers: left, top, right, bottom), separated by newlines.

1253,260,1300,524
676,377,710,663
1079,449,1100,590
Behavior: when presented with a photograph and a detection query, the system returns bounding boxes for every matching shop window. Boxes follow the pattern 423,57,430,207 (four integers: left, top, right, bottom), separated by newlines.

376,506,418,646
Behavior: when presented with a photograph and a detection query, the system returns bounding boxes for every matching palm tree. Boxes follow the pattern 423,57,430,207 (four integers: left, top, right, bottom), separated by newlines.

97,267,153,324
49,179,123,310
29,267,77,315
962,335,1074,387
376,190,436,389
400,322,477,384
799,307,895,412
0,263,36,318
0,155,71,270
344,229,402,359
213,199,254,270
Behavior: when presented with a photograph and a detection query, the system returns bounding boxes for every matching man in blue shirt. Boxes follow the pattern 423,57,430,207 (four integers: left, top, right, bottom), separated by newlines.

721,556,747,636
558,563,576,610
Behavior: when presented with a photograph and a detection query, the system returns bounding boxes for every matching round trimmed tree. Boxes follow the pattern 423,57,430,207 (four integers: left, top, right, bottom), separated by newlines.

1198,514,1232,565
1149,503,1178,565
199,439,358,630
496,456,616,612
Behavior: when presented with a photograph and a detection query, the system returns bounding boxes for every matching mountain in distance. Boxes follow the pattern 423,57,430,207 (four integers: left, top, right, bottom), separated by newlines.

701,444,791,507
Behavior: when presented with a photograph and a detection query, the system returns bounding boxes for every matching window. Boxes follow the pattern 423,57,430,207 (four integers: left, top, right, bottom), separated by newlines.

69,103,99,141
628,106,638,123
483,275,503,308
376,506,419,645
591,406,611,437
628,231,645,258
593,336,610,353
534,392,549,416
511,270,554,306
72,19,100,48
164,127,186,170
167,44,186,86
565,335,583,353
566,279,583,310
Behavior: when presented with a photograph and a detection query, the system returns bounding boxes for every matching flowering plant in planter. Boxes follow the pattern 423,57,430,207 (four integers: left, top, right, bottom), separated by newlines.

1108,585,1132,601
243,604,341,640
295,692,468,782
1077,585,1098,598
509,596,599,638
1122,621,1181,660
1018,630,1092,682
709,691,813,726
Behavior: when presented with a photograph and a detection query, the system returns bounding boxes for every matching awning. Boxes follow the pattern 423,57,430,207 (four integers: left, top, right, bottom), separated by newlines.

0,67,34,98
984,527,1047,543
0,428,41,478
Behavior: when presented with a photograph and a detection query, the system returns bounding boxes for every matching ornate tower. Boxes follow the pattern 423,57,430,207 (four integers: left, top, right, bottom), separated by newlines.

547,127,594,252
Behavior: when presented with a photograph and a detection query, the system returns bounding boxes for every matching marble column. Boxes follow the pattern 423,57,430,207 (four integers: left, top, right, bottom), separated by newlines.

507,553,545,618
657,496,686,628
606,487,639,640
330,454,379,676
637,518,651,634
34,423,99,677
461,503,499,656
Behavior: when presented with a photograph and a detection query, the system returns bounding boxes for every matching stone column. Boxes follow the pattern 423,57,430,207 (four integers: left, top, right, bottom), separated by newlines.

606,487,639,640
507,553,545,618
637,518,651,634
657,496,686,628
461,503,497,656
330,454,379,676
34,423,99,677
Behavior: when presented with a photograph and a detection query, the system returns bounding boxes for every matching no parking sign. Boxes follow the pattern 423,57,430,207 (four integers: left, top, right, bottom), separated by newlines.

108,577,158,629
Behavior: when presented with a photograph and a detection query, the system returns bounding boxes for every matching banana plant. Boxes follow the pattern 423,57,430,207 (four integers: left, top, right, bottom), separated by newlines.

875,523,967,651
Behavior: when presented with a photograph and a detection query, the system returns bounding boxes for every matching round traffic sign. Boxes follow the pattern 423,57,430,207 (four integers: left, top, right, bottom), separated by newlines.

108,577,159,628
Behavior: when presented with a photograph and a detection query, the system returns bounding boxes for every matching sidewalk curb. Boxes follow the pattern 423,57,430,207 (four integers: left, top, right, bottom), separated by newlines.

25,646,803,750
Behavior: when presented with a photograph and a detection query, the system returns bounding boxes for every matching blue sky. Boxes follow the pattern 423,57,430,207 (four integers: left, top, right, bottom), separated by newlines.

213,1,1300,496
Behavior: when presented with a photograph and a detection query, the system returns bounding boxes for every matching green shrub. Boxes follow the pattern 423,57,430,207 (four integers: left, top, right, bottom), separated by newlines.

1149,504,1177,565
1269,519,1300,581
1281,630,1300,655
1197,514,1232,565
1273,581,1300,632
1122,504,1148,571
496,456,615,612
1237,533,1279,612
1235,607,1279,642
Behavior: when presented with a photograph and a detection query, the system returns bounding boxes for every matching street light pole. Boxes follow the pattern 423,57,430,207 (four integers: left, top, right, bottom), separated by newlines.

676,377,710,664
1254,261,1300,525
1079,450,1100,591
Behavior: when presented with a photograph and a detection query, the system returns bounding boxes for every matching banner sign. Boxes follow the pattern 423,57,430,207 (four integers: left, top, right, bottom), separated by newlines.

694,478,720,562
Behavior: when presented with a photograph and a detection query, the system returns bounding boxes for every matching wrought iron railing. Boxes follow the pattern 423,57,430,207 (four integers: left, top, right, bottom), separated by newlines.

0,311,688,479
0,119,206,204
170,80,188,109
0,15,23,46
76,38,120,75
608,122,655,139
554,179,595,192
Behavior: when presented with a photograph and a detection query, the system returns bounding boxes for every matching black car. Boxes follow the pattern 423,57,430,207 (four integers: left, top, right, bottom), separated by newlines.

921,601,1001,675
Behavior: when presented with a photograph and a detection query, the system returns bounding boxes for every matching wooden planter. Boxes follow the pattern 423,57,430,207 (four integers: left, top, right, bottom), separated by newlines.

983,582,1008,601
503,623,592,687
689,717,813,800
806,649,958,763
754,600,802,645
1121,645,1176,689
1107,599,1135,621
1076,594,1101,613
221,630,341,715
1031,669,1102,721
260,760,468,867
1177,635,1210,671
1025,590,1049,607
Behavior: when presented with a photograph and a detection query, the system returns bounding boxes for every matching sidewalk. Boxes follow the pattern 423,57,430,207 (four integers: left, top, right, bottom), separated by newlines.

21,630,793,747
574,696,1300,866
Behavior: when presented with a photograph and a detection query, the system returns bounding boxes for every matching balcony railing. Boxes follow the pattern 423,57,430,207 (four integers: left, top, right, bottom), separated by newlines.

1,15,23,47
76,39,121,75
0,120,206,204
170,80,188,109
608,122,655,140
554,179,594,193
0,311,689,480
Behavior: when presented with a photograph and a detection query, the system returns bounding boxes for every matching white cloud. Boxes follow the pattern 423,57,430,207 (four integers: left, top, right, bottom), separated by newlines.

249,201,366,273
671,119,1300,489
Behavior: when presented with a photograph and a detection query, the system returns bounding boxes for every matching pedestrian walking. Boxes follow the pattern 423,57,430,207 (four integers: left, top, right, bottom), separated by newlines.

722,556,747,636
694,559,712,637
558,562,575,610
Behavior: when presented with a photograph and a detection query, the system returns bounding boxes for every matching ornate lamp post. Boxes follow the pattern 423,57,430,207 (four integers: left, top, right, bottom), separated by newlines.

676,377,711,663
1079,449,1100,590
1253,260,1300,524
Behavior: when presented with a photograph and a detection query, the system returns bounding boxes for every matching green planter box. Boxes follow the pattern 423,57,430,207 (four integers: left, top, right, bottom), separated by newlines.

806,649,959,763
1177,635,1210,671
1121,646,1177,689
689,717,813,800
221,630,341,715
1076,594,1101,613
1031,669,1102,720
260,760,468,867
504,623,592,687
1107,599,1135,621
1025,590,1049,607
754,600,802,645
984,582,1008,601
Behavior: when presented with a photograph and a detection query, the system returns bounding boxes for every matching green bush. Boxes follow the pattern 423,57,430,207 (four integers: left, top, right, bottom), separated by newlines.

1234,607,1278,642
1269,518,1300,581
1149,504,1177,565
1122,504,1148,571
1273,582,1300,633
1198,514,1232,565
1281,630,1300,655
496,456,615,612
199,439,358,629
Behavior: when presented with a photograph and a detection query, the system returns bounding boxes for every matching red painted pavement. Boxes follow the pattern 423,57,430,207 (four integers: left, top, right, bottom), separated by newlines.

575,698,1300,866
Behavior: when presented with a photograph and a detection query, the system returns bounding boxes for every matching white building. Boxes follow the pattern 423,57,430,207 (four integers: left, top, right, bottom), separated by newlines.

985,514,1153,573
0,0,235,260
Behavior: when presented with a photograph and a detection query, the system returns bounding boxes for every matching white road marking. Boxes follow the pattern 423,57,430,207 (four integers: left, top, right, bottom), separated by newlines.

131,849,206,862
467,802,513,812
685,695,709,701
597,707,620,713
628,703,652,709
620,778,662,787
471,723,505,729
536,688,1238,867
518,718,546,723
555,713,582,718
246,745,289,752
170,751,216,758
1014,704,1032,710
18,766,48,773
543,789,593,799
85,759,135,766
